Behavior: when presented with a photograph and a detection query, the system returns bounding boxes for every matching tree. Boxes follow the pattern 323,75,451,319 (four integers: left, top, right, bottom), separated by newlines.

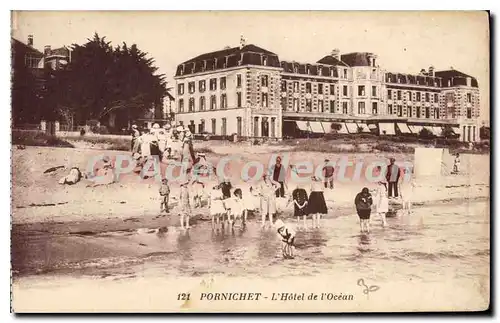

330,123,342,133
419,127,435,139
480,126,490,140
45,33,170,131
442,125,459,139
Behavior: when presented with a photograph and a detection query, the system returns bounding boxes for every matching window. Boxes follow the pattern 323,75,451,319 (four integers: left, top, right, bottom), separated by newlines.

372,102,378,115
210,95,216,110
343,85,348,97
425,107,430,118
200,96,206,111
178,99,184,113
319,100,324,112
342,102,348,114
343,69,348,79
372,86,377,96
189,120,195,133
416,107,421,118
262,93,268,108
178,83,185,95
209,78,217,91
416,92,421,101
434,93,438,102
220,77,226,90
387,89,392,98
237,74,242,88
306,83,312,93
221,94,227,109
318,84,324,94
281,97,287,110
188,82,195,94
261,75,269,87
293,82,299,92
408,107,413,118
358,85,365,96
397,105,402,117
388,104,393,114
407,91,412,101
425,93,430,102
467,93,472,103
330,100,335,113
330,84,335,95
211,119,216,135
237,92,242,107
293,98,299,112
199,80,206,92
397,90,401,100
262,56,268,66
24,54,40,68
358,102,366,114
281,81,287,92
237,117,242,136
306,99,312,111
467,108,472,119
199,120,205,133
189,98,195,112
222,118,227,136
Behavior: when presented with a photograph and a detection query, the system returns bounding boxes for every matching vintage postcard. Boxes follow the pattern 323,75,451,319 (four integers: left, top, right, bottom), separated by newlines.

10,11,490,313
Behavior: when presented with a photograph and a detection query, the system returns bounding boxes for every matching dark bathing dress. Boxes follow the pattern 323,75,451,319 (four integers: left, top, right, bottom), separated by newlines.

355,192,373,220
292,188,309,217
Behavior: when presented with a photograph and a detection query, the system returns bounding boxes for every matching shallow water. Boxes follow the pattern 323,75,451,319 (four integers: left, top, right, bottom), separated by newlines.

12,199,489,287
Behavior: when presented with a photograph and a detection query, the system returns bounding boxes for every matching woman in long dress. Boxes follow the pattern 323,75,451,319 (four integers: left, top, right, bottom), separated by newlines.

209,185,226,230
258,174,279,228
399,169,416,214
373,181,389,227
308,176,328,228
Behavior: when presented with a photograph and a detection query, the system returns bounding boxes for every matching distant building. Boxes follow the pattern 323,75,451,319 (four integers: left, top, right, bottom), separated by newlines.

174,44,481,142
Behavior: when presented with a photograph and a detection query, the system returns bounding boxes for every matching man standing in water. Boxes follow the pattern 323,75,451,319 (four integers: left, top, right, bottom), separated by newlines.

271,156,286,198
386,157,401,198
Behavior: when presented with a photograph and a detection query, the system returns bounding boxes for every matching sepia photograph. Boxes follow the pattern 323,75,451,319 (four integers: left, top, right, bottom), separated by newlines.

10,10,490,313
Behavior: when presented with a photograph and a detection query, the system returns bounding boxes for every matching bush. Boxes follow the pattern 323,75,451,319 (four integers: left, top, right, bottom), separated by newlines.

419,128,435,139
96,125,109,135
12,130,74,148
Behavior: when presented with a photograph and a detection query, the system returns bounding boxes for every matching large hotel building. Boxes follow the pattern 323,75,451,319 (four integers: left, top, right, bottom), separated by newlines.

174,43,481,142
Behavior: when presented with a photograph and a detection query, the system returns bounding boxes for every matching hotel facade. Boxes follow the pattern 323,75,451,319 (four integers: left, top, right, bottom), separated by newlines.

174,43,481,142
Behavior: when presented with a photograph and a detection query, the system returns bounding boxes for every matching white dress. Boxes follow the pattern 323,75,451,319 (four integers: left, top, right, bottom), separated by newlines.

210,190,226,216
400,180,415,202
226,197,244,217
374,184,389,213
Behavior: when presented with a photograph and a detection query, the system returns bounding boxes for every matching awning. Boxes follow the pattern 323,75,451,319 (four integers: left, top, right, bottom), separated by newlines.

296,121,309,131
356,123,371,133
334,122,349,134
321,122,332,133
409,125,423,134
345,122,359,134
432,126,443,136
368,124,377,130
452,127,460,135
309,122,325,133
378,123,396,135
397,123,411,134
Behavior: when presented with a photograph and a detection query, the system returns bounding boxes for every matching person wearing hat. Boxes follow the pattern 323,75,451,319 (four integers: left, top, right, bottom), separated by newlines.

385,157,401,198
355,187,373,233
322,158,335,190
274,217,296,259
131,124,141,153
181,129,196,166
162,123,173,160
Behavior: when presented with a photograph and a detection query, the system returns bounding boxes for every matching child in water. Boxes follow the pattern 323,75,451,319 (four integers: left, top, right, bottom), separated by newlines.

209,184,226,230
453,153,461,174
159,178,170,214
179,181,191,229
355,187,373,233
274,218,296,259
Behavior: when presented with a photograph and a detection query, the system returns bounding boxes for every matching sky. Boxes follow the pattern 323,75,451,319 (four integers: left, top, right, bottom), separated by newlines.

11,11,490,122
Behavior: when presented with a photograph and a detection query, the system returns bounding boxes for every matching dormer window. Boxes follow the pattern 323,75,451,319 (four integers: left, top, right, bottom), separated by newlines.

222,57,227,69
294,65,298,73
306,66,310,75
262,56,267,66
330,68,334,77
202,60,206,72
180,65,184,75
318,66,322,76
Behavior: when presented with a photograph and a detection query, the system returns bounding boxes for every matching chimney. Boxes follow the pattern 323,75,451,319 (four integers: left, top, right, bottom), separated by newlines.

44,45,51,56
331,48,340,60
27,35,33,47
419,68,427,76
239,35,246,49
428,65,435,76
